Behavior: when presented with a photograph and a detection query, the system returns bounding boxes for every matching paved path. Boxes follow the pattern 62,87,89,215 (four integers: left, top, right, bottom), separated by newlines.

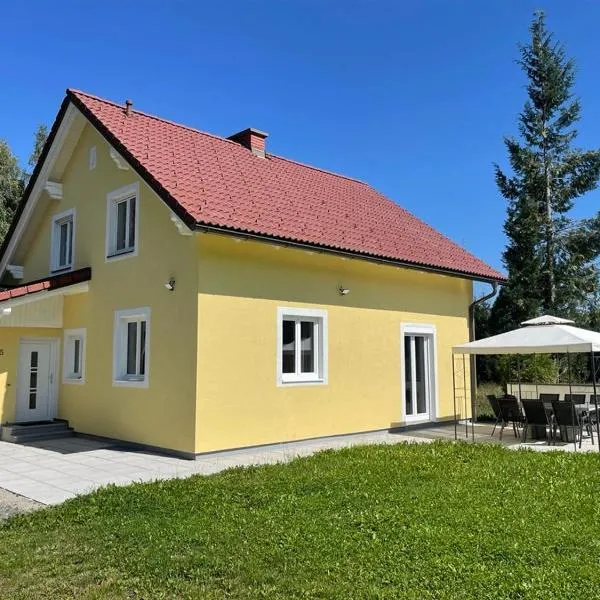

0,431,428,505
0,487,41,519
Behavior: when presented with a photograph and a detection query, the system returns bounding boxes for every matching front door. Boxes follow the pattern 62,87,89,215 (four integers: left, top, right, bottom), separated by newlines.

17,340,56,422
404,333,433,421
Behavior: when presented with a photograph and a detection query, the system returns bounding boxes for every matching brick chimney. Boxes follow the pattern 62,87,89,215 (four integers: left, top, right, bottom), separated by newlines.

227,128,268,158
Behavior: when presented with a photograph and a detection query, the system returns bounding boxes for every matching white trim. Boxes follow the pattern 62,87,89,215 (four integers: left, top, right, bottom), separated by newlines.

400,323,438,423
44,181,63,200
276,307,328,387
88,146,97,170
62,328,86,384
109,146,130,170
49,208,75,273
170,212,193,236
16,337,59,422
105,182,140,262
112,307,150,388
0,103,77,279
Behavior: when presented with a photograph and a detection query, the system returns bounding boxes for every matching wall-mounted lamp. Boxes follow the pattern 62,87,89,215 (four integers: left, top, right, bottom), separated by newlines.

165,278,176,292
338,285,350,296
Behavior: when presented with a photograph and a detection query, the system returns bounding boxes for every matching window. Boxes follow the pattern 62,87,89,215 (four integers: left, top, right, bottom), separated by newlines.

106,183,139,260
50,209,75,272
89,146,97,170
277,307,328,385
113,307,150,387
63,328,86,384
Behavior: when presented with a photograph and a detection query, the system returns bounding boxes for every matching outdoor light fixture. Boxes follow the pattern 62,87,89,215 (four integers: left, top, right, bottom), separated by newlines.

338,285,350,296
164,278,176,291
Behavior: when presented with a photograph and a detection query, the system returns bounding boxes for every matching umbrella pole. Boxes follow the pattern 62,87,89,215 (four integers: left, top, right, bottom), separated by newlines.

453,354,457,441
517,355,522,402
462,353,468,439
592,350,600,452
567,351,576,451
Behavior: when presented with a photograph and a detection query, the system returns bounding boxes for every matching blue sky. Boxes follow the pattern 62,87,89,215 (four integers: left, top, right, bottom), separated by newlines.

2,1,600,283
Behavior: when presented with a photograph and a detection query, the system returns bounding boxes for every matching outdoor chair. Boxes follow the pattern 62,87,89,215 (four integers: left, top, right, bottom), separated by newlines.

540,393,560,403
564,393,586,404
521,399,554,444
486,394,503,436
498,396,525,440
552,401,588,448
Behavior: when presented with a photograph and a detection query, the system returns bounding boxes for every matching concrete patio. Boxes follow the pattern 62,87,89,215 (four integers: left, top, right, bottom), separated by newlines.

0,423,596,507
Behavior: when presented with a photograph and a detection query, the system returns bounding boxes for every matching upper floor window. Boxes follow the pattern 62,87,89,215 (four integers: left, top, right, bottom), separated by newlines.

106,183,139,261
50,209,75,272
277,307,328,386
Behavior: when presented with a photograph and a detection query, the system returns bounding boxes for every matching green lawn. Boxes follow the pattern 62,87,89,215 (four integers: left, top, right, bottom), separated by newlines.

2,442,600,599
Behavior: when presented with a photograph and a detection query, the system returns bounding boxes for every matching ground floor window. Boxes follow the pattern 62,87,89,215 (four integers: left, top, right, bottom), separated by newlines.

402,324,436,421
277,307,328,385
113,307,150,387
63,328,86,383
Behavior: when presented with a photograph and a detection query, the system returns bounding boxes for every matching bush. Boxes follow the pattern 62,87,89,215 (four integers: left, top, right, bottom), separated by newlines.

476,381,503,420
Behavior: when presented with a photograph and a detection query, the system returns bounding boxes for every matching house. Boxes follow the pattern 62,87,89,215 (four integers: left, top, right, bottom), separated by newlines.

0,90,504,457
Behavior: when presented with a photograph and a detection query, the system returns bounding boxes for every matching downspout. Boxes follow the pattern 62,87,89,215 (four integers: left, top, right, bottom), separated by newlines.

468,281,498,422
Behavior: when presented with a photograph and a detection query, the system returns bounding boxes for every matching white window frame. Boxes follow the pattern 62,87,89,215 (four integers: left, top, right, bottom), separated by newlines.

62,328,86,385
277,307,328,387
400,323,438,422
105,182,139,262
50,208,75,273
113,307,150,388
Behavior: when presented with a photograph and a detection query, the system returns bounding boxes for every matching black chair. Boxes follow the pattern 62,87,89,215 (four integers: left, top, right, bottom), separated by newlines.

521,399,554,444
552,401,585,448
498,396,525,440
564,393,586,404
487,394,503,436
540,393,560,403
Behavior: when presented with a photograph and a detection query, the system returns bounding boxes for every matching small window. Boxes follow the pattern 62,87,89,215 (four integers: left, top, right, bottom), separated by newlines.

50,209,75,272
106,183,139,260
277,308,327,385
89,146,97,170
63,328,86,384
113,307,150,387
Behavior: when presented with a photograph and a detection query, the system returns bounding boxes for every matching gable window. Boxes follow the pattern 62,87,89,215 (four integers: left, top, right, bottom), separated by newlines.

277,307,328,386
106,183,139,260
113,307,150,387
63,328,86,384
50,209,75,272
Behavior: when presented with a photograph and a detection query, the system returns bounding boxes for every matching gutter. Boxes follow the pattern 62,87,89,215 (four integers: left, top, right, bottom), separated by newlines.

468,281,499,421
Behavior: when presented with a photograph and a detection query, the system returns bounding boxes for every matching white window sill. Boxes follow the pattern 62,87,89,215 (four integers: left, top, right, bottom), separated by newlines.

112,378,148,388
278,377,327,388
106,249,137,263
50,265,73,275
63,378,85,385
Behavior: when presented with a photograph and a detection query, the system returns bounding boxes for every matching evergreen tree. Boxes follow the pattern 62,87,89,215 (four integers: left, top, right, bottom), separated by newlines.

28,124,48,171
492,11,600,331
0,140,24,243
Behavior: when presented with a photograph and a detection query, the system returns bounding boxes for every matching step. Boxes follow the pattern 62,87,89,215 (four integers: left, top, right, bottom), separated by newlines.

0,420,74,443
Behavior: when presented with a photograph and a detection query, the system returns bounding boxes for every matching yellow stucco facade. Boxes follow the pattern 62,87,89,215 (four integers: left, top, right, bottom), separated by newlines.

0,110,475,457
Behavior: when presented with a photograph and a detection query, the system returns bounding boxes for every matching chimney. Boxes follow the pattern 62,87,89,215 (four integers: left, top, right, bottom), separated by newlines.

228,128,268,158
125,99,133,116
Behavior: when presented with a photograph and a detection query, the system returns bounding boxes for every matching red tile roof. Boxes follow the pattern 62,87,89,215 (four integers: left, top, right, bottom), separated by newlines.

0,268,91,303
68,90,503,282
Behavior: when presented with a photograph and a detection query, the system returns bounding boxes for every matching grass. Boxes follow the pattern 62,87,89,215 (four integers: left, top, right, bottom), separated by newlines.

476,381,503,420
2,442,600,599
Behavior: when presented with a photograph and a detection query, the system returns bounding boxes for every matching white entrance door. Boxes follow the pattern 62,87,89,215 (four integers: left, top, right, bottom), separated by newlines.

403,331,434,422
17,340,56,422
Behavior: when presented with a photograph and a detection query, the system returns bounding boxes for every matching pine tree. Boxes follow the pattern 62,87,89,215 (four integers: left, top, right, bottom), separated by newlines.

492,11,600,331
28,124,48,171
0,140,24,243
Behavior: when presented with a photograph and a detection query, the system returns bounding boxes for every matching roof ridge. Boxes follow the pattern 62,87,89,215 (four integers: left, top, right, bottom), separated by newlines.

68,89,368,186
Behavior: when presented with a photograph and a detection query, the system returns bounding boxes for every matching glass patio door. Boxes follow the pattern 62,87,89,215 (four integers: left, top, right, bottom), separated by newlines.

404,333,432,421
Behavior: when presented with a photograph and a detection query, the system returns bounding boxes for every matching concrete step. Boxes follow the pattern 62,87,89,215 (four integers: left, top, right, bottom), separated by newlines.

0,420,74,443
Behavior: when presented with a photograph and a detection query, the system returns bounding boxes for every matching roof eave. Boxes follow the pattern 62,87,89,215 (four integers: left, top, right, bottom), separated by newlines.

193,222,506,284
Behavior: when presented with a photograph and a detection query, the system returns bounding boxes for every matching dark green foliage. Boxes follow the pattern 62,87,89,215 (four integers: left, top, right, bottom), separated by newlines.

0,140,24,243
28,124,48,171
492,11,600,330
2,442,600,599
